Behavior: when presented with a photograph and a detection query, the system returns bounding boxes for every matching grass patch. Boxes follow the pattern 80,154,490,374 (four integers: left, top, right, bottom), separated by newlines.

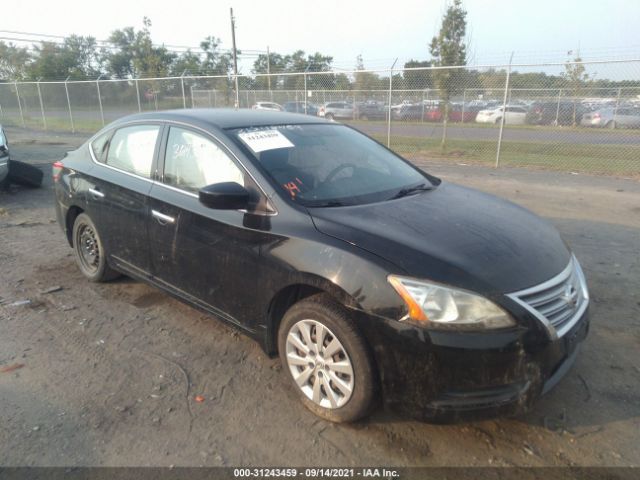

373,135,640,176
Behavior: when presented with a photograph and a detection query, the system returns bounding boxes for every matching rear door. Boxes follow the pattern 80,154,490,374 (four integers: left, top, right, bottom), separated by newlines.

147,125,269,328
91,123,162,277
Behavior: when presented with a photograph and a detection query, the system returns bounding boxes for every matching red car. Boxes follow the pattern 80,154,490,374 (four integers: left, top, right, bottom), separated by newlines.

448,105,480,123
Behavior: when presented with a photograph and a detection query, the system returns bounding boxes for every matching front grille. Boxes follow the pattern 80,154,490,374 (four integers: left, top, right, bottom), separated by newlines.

507,256,589,338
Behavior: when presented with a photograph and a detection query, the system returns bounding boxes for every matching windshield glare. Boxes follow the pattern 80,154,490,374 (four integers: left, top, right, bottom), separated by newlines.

231,124,430,206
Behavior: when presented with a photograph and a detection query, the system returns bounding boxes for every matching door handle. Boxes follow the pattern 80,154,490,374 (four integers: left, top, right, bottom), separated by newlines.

88,188,105,199
151,210,175,225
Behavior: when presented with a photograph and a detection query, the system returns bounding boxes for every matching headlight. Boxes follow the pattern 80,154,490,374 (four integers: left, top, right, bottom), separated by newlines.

387,275,515,330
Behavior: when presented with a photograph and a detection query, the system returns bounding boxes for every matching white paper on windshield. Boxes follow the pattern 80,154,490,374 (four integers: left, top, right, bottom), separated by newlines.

238,129,294,153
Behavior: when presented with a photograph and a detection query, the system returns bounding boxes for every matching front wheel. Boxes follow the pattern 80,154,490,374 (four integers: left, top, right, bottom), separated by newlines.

72,213,119,282
278,294,377,422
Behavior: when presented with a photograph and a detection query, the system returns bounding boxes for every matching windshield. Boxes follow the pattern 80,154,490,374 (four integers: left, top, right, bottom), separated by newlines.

229,124,433,207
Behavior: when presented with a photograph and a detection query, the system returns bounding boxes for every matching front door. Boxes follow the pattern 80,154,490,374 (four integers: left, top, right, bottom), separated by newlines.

147,126,269,330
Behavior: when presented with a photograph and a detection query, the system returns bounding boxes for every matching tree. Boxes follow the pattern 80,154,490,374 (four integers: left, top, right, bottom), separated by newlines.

28,42,73,80
354,55,380,95
403,60,432,90
562,50,591,125
429,0,467,148
104,18,175,79
63,35,103,79
170,50,203,77
0,42,32,80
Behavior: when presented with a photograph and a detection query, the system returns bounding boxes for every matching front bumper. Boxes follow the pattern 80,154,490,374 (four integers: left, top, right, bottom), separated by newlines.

355,307,589,423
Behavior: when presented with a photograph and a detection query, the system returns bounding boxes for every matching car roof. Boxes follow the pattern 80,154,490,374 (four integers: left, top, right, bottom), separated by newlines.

110,108,325,130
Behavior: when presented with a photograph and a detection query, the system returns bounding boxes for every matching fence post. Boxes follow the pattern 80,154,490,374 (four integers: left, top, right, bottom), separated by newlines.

461,90,466,123
14,82,25,128
554,88,562,126
613,87,621,118
96,75,105,126
181,70,187,109
135,79,141,112
387,58,398,148
36,79,47,130
304,64,311,115
495,52,514,168
64,76,75,133
190,85,195,108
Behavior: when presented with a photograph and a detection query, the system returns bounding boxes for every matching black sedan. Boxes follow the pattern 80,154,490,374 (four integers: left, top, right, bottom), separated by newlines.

53,109,589,423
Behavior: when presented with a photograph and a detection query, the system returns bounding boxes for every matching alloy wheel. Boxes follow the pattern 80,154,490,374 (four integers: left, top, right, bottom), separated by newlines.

285,319,354,409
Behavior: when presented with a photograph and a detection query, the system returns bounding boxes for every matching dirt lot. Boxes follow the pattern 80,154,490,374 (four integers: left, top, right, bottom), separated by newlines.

0,126,639,467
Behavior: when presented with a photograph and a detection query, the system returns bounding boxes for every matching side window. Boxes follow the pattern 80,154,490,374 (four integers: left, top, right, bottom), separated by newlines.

164,127,244,193
106,125,160,178
91,130,112,163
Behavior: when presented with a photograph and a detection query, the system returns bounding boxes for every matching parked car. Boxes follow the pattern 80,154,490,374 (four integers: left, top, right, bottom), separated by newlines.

283,101,319,116
355,102,387,120
526,102,587,126
0,125,8,186
476,105,528,125
391,104,425,121
252,102,283,111
580,107,640,129
53,109,589,423
0,126,43,188
447,104,481,123
318,102,354,121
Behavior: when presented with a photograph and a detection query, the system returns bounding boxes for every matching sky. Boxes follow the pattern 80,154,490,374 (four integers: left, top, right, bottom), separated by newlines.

3,0,639,77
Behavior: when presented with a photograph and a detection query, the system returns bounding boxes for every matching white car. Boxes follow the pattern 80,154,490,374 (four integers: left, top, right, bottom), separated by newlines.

252,102,283,111
476,105,528,125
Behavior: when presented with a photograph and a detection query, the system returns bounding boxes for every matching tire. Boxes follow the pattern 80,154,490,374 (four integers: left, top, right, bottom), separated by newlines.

360,114,368,121
495,117,503,124
72,213,120,282
278,294,377,422
606,121,616,130
324,113,334,121
8,160,43,188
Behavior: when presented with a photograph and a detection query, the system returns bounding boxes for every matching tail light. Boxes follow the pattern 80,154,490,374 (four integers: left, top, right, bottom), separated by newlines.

593,113,600,119
52,161,63,182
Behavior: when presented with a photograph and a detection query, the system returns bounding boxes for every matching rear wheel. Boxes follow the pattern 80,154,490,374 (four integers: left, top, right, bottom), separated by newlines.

324,113,334,121
72,213,119,282
606,121,616,129
278,294,377,422
495,117,503,124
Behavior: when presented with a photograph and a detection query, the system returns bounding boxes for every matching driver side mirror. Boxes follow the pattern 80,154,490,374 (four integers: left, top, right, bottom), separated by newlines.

199,182,250,210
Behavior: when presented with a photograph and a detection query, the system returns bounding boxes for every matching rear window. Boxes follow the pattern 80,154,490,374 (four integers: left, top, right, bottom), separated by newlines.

106,125,160,178
91,130,112,163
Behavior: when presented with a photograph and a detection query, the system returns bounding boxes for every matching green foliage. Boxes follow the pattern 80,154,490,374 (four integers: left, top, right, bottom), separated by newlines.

0,42,31,80
429,0,468,148
403,60,432,89
104,18,176,79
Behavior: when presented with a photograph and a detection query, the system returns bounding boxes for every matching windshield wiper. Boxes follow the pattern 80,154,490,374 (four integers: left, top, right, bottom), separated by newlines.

389,183,433,200
306,200,349,208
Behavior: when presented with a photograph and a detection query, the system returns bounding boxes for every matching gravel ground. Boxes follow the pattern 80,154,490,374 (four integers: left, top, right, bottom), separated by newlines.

0,126,639,467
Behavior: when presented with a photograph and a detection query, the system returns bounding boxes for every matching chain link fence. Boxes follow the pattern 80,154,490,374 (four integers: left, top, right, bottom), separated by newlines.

1,59,639,176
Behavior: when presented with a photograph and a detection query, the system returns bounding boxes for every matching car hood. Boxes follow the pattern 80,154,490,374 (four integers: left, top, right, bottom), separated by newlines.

308,182,570,294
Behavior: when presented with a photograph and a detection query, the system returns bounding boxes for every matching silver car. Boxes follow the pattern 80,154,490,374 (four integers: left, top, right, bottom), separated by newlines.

0,125,9,185
318,102,354,121
581,107,640,129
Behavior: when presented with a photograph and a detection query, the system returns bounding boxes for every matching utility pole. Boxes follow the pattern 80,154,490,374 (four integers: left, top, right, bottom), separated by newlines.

230,8,240,109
